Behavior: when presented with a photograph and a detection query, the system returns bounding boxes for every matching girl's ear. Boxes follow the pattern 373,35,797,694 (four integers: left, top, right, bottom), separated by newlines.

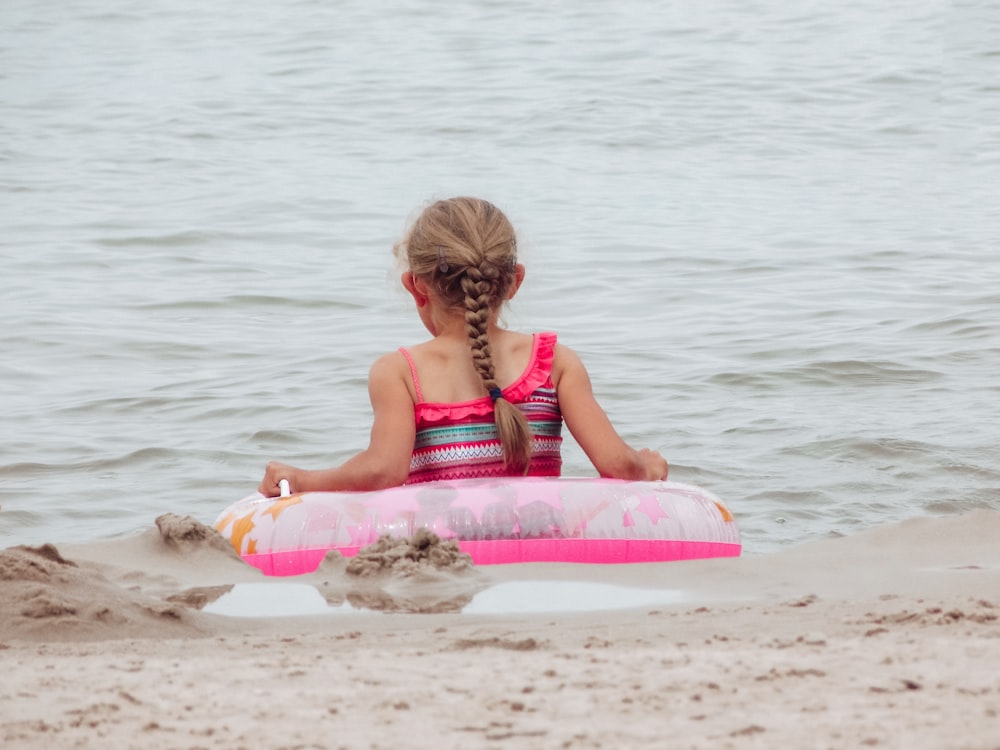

401,271,417,294
402,272,429,307
507,263,527,300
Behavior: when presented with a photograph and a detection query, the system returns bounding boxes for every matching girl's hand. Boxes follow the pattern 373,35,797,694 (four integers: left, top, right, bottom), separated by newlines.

638,448,669,481
258,461,301,497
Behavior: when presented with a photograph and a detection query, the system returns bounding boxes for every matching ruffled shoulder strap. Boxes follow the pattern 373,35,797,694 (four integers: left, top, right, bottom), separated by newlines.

504,331,557,402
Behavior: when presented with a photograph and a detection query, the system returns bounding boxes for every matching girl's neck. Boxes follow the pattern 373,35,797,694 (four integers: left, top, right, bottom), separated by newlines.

427,304,501,341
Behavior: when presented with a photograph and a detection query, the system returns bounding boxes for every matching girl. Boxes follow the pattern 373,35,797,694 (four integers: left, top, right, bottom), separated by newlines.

258,197,668,496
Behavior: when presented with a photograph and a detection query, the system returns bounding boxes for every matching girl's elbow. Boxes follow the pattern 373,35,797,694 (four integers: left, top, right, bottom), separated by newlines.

350,445,411,490
368,463,410,489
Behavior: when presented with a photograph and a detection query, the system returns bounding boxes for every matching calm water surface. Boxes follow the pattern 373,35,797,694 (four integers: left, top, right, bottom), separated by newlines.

2,0,998,553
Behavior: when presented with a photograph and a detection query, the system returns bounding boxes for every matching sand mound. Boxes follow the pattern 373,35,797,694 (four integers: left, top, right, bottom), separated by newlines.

0,544,209,643
331,530,484,613
59,513,261,606
154,513,242,558
345,529,473,577
0,543,77,582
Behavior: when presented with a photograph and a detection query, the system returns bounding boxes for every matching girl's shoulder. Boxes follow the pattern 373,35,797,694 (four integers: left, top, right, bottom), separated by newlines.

370,348,424,403
550,339,588,387
369,348,414,380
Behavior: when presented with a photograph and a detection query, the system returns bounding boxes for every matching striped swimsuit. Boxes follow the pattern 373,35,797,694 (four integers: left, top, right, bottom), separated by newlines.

400,332,563,484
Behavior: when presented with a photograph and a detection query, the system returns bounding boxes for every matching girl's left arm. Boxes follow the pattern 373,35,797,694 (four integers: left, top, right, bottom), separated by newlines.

552,344,668,481
257,352,416,496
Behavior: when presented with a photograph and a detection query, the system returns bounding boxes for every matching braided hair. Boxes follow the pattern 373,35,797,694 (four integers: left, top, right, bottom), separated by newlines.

395,197,533,474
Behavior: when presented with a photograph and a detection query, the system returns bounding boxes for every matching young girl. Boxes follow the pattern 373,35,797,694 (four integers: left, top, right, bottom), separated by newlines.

258,197,668,496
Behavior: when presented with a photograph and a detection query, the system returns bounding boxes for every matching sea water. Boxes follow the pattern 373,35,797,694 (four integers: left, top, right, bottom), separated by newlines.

2,0,998,554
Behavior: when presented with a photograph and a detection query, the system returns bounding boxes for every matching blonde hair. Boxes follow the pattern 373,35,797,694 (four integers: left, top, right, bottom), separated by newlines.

395,197,533,474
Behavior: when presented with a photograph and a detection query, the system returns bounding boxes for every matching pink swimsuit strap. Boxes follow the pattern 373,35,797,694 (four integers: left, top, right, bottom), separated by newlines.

398,347,424,402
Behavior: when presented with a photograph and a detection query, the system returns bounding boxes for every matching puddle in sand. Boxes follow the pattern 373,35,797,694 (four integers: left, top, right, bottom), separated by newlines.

202,581,689,618
203,583,339,618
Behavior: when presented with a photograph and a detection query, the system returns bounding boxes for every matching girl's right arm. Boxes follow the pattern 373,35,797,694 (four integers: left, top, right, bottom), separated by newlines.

257,352,416,496
552,344,668,481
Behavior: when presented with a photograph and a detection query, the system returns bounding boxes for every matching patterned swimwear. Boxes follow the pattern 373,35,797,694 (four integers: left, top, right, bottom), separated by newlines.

400,332,563,483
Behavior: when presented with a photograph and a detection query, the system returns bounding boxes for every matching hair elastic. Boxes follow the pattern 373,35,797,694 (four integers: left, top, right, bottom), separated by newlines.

488,387,503,402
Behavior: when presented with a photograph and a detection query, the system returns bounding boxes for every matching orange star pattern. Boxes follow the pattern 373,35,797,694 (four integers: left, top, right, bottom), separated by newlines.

228,513,257,555
714,501,735,523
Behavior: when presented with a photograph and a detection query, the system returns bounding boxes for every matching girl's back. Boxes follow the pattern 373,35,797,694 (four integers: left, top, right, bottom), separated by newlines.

400,329,536,405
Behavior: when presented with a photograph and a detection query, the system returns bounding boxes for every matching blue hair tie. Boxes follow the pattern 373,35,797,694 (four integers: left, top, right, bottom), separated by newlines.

488,387,503,402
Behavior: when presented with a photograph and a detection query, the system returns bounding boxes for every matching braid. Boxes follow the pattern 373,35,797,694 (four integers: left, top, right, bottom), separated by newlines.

461,267,497,386
462,265,534,474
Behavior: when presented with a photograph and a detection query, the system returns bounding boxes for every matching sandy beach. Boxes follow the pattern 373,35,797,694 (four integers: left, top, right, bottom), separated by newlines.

1,510,998,750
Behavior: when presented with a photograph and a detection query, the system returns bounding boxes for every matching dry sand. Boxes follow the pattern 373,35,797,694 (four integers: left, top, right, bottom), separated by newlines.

1,510,999,749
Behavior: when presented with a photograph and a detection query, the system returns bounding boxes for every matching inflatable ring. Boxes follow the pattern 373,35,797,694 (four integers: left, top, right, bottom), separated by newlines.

215,477,741,576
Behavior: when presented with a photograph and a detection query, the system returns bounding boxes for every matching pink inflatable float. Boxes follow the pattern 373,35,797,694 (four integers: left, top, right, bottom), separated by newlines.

215,477,740,576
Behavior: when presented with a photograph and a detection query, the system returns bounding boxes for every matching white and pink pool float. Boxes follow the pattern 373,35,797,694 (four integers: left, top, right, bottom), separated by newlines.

215,477,741,576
